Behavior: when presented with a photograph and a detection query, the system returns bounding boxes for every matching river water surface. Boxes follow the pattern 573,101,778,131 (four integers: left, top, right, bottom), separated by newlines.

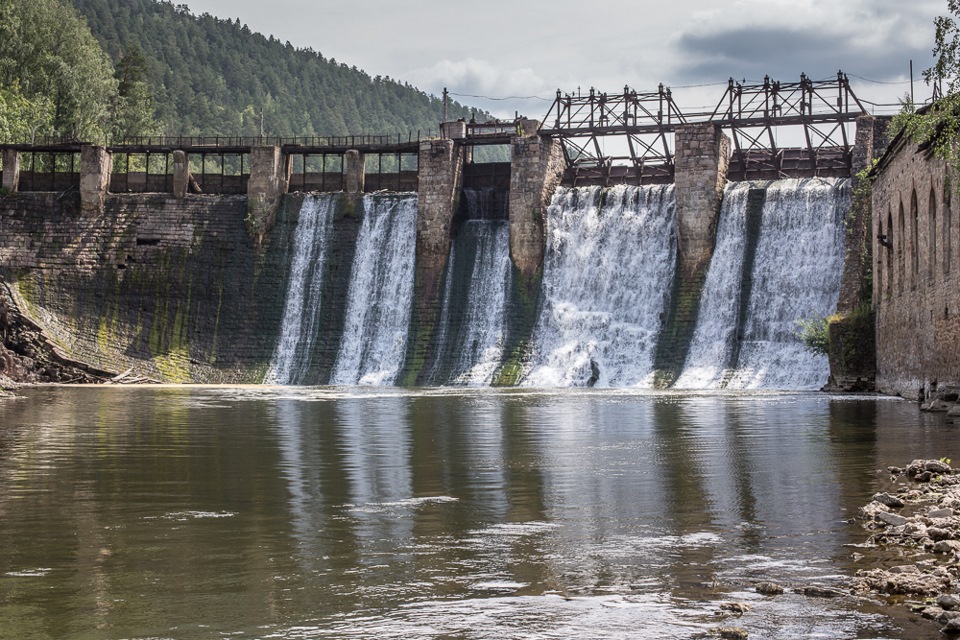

0,387,955,639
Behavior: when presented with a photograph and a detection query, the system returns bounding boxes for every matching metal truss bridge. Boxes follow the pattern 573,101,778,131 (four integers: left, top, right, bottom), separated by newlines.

538,71,870,184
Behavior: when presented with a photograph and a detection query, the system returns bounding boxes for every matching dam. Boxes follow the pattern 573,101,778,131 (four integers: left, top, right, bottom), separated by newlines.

0,73,886,389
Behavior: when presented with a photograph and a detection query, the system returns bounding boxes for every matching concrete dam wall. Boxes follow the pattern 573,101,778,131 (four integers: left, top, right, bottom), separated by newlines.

0,120,884,388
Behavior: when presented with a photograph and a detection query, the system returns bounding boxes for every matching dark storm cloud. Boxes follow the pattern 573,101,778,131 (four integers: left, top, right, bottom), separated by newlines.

674,25,930,85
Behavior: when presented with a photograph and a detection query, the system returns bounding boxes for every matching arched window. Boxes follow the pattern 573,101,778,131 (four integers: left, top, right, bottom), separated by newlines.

911,189,920,288
898,200,906,294
886,208,893,298
945,185,953,276
930,187,938,281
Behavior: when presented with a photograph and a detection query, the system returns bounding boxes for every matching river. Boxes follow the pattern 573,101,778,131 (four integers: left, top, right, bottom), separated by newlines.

0,387,951,638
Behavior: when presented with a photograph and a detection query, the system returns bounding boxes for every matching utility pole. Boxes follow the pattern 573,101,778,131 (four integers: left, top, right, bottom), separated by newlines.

442,87,448,123
259,107,264,143
910,60,915,105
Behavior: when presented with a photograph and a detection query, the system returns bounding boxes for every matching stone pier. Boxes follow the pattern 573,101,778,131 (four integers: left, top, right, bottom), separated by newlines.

673,123,731,278
172,150,189,199
345,149,365,193
508,125,565,279
402,136,464,384
2,149,19,193
79,145,112,213
651,123,730,387
246,145,290,245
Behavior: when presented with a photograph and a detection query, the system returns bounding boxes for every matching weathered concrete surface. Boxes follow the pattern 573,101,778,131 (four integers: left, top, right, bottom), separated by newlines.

246,146,290,245
838,116,889,314
0,276,112,384
79,145,112,213
2,149,19,193
0,192,300,383
173,150,189,199
402,138,463,384
651,123,729,387
872,130,960,401
826,116,888,392
345,149,365,194
508,134,565,278
674,123,730,278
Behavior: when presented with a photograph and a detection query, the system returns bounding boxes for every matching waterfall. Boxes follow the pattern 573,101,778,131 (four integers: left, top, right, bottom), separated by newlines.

264,195,336,385
330,194,417,386
675,178,849,390
521,184,677,388
428,188,512,386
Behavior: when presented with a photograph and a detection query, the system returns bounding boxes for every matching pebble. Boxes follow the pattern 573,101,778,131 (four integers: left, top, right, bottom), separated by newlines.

719,602,751,614
943,618,960,634
873,492,905,508
717,628,748,640
877,511,908,527
939,594,960,611
755,582,784,595
802,585,844,598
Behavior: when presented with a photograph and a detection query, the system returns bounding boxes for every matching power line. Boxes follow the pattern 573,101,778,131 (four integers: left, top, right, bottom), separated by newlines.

447,91,552,102
847,73,911,86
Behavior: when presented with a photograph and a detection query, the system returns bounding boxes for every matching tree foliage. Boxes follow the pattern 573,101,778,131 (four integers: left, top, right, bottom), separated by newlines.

70,0,490,138
0,0,121,141
890,1,960,177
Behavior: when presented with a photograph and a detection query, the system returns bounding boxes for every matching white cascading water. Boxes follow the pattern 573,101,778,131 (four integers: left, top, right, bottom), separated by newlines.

439,219,512,386
264,195,336,385
675,178,849,390
330,194,417,386
521,184,677,387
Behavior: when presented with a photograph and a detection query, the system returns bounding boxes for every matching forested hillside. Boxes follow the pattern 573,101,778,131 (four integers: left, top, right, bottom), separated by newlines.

71,0,483,138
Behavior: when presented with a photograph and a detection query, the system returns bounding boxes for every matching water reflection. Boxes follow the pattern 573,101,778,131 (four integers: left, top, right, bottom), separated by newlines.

0,388,953,639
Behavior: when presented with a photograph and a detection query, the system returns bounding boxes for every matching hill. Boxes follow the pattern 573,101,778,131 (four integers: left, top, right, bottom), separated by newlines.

71,0,485,138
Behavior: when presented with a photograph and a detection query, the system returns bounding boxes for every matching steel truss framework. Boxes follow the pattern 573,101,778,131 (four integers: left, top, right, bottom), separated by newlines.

539,71,869,185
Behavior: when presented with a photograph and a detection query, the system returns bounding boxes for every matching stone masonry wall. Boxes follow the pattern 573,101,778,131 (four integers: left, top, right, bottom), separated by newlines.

651,123,730,387
402,139,464,384
508,135,566,278
674,123,731,278
0,191,299,382
872,139,960,401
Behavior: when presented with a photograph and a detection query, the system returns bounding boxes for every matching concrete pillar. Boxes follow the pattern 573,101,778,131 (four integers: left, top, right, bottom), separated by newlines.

246,146,290,245
172,150,189,199
674,123,731,278
441,120,467,140
517,119,540,137
80,145,112,213
508,135,565,278
650,123,729,387
838,115,888,314
345,149,365,193
2,149,19,193
401,138,464,384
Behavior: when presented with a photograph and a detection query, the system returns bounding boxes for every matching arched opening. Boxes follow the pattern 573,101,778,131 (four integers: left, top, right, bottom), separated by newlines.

898,200,905,294
945,185,953,276
911,189,919,288
930,187,938,281
886,208,893,298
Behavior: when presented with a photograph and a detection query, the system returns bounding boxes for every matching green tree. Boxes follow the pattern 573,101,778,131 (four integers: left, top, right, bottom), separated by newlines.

891,1,960,177
0,83,55,143
0,0,117,140
111,44,159,139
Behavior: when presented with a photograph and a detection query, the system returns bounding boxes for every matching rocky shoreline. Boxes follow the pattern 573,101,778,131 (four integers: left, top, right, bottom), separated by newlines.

852,459,960,635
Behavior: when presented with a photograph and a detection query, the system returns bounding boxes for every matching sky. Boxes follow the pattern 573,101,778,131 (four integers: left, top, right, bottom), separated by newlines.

180,0,944,121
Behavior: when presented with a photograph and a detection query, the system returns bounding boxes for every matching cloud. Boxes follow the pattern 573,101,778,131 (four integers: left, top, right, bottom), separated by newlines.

404,58,557,118
664,0,940,85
